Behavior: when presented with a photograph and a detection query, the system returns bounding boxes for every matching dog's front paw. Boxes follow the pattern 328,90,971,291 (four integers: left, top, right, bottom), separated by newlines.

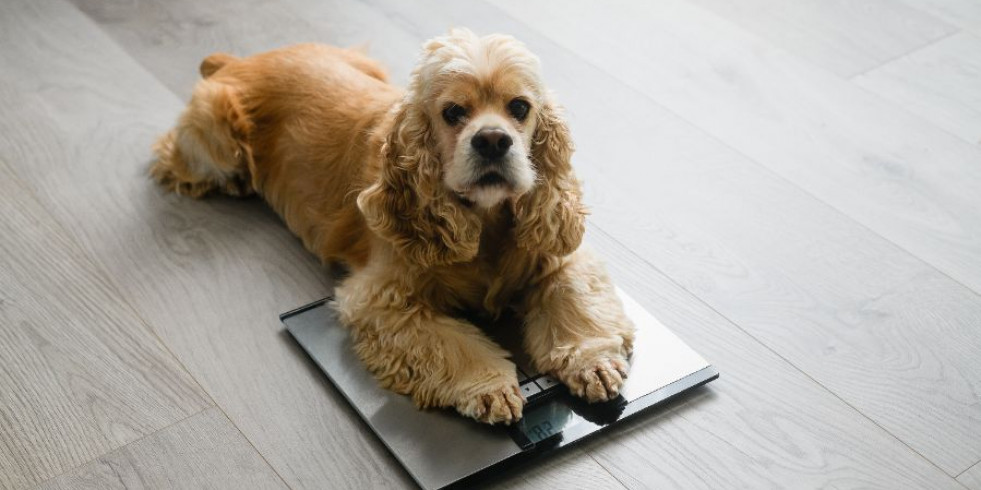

454,377,524,425
557,355,629,403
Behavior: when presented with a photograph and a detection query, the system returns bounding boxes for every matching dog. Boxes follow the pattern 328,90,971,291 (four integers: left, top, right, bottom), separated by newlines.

151,29,635,424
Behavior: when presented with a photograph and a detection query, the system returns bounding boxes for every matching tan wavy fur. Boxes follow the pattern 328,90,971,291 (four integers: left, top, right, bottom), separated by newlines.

151,29,635,424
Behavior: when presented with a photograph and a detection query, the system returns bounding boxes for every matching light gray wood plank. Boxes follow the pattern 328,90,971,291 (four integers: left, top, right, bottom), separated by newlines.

490,0,981,474
855,31,981,145
899,0,981,31
0,160,209,489
493,448,626,490
960,461,981,490
70,0,420,101
37,408,286,490
0,1,413,488
579,230,963,490
686,0,954,77
493,0,981,299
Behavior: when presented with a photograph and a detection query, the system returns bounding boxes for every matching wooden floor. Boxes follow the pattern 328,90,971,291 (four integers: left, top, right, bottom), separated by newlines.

2,0,980,488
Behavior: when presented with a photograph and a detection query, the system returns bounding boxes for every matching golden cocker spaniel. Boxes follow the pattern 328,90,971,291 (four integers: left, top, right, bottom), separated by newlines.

152,29,635,424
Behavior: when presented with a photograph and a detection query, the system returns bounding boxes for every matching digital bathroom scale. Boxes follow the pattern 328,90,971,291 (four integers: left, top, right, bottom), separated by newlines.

283,288,718,489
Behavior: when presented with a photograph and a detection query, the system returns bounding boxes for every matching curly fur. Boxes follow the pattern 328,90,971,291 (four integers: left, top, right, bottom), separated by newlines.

151,30,635,425
513,101,587,256
357,101,483,267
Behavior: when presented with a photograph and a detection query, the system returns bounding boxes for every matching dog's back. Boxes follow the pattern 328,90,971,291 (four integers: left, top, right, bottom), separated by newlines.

152,43,402,266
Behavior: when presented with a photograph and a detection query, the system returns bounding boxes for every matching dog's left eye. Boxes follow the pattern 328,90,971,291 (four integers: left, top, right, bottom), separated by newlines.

507,99,530,121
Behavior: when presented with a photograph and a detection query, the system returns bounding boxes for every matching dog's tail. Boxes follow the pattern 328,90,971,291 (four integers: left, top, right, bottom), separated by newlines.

199,52,238,78
150,76,256,197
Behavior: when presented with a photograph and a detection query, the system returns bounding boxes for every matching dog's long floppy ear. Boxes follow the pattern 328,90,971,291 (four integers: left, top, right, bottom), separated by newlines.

357,102,483,268
512,99,587,256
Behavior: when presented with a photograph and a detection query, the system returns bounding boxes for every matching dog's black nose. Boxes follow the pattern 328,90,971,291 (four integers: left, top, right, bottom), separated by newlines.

471,128,512,160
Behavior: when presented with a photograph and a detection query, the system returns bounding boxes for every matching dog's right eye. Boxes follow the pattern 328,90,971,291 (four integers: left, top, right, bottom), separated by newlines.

442,104,467,125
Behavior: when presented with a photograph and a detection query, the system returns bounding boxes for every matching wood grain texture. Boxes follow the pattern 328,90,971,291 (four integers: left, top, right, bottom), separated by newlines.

854,31,981,145
37,408,286,490
548,42,981,479
492,0,981,302
1,0,974,487
491,0,981,473
0,160,209,489
70,0,420,100
960,461,981,490
581,229,962,489
685,0,954,77
488,448,626,490
0,1,412,488
899,0,981,31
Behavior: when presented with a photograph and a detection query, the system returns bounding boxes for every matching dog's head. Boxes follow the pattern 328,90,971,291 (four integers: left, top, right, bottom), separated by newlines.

359,29,586,267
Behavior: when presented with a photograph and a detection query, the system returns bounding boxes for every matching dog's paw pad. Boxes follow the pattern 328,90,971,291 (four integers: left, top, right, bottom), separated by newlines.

561,357,628,403
457,382,524,425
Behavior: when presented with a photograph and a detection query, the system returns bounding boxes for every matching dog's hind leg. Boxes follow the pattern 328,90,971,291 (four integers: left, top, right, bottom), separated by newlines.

151,78,255,198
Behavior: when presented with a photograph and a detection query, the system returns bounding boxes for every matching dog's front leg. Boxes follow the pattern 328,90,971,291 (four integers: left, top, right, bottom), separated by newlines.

335,282,524,424
522,248,636,402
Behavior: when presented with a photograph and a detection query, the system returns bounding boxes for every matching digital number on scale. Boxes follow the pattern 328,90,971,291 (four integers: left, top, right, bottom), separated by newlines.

527,420,555,442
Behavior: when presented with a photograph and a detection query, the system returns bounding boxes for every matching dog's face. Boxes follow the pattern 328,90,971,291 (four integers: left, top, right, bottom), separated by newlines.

359,29,586,267
416,31,543,208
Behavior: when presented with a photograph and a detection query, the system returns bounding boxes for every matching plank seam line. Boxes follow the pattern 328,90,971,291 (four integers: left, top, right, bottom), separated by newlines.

848,30,981,148
582,450,631,490
956,459,981,479
849,29,961,79
29,407,212,488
